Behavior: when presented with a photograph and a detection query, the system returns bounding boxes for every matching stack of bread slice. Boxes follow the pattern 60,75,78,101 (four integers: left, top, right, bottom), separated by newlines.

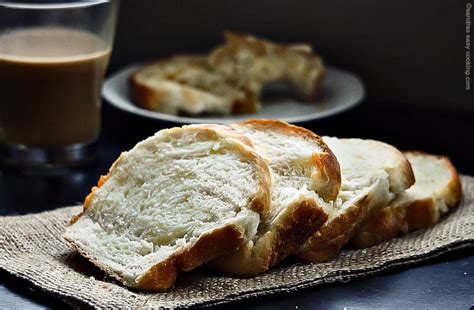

130,32,326,115
210,120,341,275
296,137,416,262
352,151,462,248
64,120,462,291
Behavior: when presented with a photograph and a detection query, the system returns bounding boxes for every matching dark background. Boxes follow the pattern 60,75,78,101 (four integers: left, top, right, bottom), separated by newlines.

103,0,473,175
1,1,473,308
1,0,472,212
112,0,472,113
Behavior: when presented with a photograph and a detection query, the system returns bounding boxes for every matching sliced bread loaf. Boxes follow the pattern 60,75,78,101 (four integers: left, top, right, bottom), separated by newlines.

209,32,326,101
297,138,415,262
353,151,462,248
210,120,340,275
130,55,258,115
63,124,271,291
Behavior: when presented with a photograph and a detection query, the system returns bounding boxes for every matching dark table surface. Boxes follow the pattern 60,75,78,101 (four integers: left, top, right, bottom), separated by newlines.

1,101,473,309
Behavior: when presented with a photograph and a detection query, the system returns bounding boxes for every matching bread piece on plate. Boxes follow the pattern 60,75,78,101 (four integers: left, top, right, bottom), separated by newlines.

209,32,326,101
353,151,462,248
63,124,271,291
297,138,415,262
210,120,341,276
130,55,258,115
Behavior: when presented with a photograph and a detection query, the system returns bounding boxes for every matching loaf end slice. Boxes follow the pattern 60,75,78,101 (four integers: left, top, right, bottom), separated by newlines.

352,151,462,248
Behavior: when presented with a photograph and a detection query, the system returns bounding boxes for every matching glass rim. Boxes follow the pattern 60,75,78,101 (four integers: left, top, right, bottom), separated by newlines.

0,0,110,10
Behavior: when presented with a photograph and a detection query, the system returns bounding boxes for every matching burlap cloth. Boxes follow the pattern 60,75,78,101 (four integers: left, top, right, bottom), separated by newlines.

1,176,473,309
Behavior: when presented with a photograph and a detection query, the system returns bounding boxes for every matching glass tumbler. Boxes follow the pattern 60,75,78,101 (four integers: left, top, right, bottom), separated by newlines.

0,0,118,169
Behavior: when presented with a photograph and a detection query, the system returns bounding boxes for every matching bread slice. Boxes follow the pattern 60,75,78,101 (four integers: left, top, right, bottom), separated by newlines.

130,55,258,115
209,32,326,101
63,124,272,291
352,151,462,248
210,120,341,276
131,34,325,116
297,138,415,262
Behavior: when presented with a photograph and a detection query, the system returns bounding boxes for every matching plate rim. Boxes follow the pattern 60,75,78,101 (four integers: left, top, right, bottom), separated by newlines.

102,64,365,124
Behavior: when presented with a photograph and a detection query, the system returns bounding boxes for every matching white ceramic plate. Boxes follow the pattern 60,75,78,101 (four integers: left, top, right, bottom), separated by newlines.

102,64,365,124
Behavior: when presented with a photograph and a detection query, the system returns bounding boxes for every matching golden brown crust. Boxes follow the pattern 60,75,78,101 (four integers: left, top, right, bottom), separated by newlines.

130,56,206,111
238,119,341,201
404,198,439,229
211,197,328,276
267,198,328,266
306,66,326,102
136,225,244,291
129,73,162,111
298,168,415,262
297,191,374,263
398,155,416,192
231,90,259,114
129,55,259,115
352,151,463,249
351,198,434,249
65,224,244,292
210,120,336,275
296,139,416,263
445,163,463,208
296,234,346,262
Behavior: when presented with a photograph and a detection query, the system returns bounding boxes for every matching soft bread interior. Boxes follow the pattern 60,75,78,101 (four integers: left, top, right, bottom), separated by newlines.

131,55,249,115
134,78,233,115
396,152,457,212
132,34,325,116
209,32,325,100
352,152,462,248
210,120,340,275
326,137,413,194
298,137,415,261
326,137,413,218
64,126,268,288
235,122,336,217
